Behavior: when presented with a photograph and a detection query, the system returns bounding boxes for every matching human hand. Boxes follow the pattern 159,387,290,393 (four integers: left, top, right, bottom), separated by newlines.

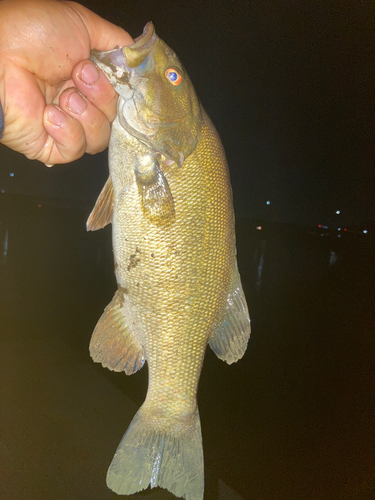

0,0,133,165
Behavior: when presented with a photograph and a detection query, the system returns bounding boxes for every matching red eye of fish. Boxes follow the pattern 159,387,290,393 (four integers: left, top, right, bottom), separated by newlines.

165,68,183,85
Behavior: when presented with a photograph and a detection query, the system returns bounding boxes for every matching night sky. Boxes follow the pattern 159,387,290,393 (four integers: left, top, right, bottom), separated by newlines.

1,0,373,226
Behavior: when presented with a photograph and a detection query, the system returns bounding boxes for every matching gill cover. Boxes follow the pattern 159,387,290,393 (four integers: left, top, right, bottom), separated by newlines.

91,23,203,166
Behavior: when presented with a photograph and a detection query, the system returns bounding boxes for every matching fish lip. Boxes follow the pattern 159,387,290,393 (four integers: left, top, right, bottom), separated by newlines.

122,22,158,68
90,48,130,87
133,21,155,45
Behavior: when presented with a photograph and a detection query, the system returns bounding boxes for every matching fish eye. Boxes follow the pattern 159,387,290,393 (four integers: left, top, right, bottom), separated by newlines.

165,68,182,85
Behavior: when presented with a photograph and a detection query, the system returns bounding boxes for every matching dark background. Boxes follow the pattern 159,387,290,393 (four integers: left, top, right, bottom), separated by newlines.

0,1,374,500
0,0,373,227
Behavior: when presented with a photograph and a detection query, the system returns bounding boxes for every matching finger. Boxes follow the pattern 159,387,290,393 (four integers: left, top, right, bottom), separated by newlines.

58,87,110,154
72,60,119,123
42,104,86,165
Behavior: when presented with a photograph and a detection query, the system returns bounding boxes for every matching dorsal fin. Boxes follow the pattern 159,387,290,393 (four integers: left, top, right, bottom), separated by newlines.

87,176,114,231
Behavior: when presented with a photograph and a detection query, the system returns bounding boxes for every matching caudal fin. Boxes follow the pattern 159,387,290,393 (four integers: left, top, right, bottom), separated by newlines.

106,406,204,500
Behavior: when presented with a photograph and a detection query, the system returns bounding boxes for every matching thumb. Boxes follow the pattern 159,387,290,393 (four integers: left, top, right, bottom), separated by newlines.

66,2,134,50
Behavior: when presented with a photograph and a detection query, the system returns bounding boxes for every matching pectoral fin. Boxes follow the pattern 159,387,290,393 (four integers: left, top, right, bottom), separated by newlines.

134,154,175,224
209,263,250,364
87,176,114,231
90,287,145,375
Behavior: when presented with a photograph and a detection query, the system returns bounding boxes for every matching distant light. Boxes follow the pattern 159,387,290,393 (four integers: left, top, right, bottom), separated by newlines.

338,227,341,231
338,234,341,238
266,200,271,205
9,173,14,177
256,225,262,230
363,230,368,234
1,190,4,193
336,210,341,215
37,204,42,208
318,224,328,229
344,228,347,232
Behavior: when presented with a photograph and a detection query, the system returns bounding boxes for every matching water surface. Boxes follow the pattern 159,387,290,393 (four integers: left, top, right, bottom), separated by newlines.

1,194,374,500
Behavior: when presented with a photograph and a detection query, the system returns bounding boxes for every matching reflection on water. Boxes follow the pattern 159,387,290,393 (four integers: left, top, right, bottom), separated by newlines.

0,193,374,500
0,220,8,264
329,250,338,267
254,238,266,291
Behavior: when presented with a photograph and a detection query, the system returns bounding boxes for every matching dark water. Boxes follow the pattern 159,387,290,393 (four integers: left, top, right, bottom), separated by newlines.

1,193,374,500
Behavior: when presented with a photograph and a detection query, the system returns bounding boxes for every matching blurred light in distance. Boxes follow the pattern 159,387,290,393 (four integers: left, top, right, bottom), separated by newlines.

256,226,262,230
9,173,14,177
266,200,271,205
336,210,341,214
363,230,368,234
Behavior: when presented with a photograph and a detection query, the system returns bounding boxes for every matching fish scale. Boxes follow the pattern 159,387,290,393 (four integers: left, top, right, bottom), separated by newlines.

87,22,250,500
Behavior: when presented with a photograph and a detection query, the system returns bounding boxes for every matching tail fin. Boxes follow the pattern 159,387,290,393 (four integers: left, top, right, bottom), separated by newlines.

106,406,204,500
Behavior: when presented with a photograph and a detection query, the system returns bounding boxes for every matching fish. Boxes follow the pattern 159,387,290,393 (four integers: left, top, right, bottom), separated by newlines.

87,22,250,500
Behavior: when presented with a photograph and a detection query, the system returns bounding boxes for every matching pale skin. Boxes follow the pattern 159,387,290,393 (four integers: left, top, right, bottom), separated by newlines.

0,0,134,165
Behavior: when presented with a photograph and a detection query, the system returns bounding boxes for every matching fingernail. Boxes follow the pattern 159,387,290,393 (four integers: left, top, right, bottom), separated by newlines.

80,62,100,85
47,106,66,126
67,91,87,115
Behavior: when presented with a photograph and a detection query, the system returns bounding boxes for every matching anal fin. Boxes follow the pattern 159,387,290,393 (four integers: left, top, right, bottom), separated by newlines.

90,287,145,375
87,176,114,231
209,262,250,364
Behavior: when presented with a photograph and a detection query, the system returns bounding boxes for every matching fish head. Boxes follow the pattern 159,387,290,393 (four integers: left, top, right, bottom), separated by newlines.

91,22,203,166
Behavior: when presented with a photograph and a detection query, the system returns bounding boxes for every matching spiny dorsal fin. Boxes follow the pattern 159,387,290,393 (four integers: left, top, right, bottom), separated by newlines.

89,287,145,375
87,176,114,231
209,262,250,364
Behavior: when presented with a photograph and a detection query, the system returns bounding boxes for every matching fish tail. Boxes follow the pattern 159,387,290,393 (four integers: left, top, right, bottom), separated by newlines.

106,405,204,500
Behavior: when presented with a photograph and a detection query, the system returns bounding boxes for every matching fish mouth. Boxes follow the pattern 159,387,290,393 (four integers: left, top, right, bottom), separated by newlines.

90,48,130,92
123,22,157,68
90,22,157,91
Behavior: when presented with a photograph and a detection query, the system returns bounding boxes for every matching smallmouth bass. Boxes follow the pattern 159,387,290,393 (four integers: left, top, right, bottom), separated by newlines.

88,22,250,500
